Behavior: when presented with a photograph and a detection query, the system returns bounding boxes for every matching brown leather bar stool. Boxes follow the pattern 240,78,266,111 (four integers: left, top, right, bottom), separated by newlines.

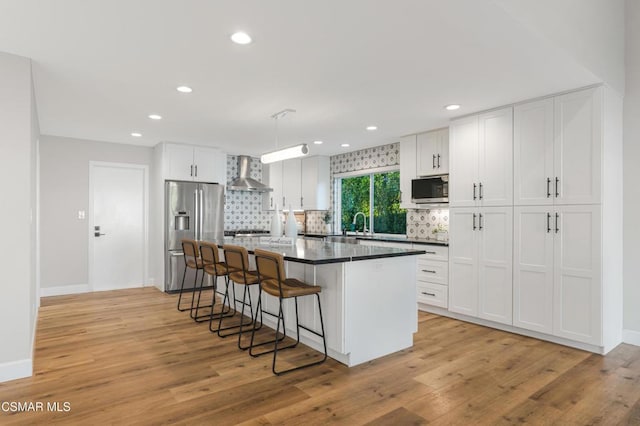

195,241,234,325
251,248,327,375
177,239,204,313
218,244,263,349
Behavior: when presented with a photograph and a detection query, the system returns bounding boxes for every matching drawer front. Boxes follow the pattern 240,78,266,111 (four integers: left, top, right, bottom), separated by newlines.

415,245,448,261
416,259,448,285
417,282,448,308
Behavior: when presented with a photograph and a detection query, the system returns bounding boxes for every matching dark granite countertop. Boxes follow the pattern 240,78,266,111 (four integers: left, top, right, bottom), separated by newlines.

300,233,448,247
213,236,426,265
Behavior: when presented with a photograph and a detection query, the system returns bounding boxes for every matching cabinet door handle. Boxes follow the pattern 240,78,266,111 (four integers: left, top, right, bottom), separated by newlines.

421,269,436,273
473,183,477,200
479,182,483,200
282,196,285,207
547,213,551,233
479,213,483,230
195,165,198,177
421,291,436,297
555,177,560,198
432,154,436,169
270,196,273,208
473,213,477,230
190,165,193,177
301,196,303,207
555,212,560,233
437,154,441,168
547,178,551,198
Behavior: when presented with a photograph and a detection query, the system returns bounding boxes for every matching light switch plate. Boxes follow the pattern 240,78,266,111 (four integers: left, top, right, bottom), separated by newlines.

78,210,86,219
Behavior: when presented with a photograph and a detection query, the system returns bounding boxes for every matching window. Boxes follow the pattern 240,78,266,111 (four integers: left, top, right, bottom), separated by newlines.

337,170,406,234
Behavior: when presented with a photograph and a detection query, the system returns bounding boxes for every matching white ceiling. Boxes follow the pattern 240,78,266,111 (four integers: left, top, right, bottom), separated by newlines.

0,0,599,156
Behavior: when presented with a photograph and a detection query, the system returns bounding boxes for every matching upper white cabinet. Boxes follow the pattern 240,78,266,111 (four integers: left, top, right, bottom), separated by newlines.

448,206,513,325
263,161,283,210
399,135,417,209
162,143,227,184
263,156,329,210
416,128,449,176
554,88,602,205
301,156,330,210
282,158,302,210
449,107,513,207
514,87,602,205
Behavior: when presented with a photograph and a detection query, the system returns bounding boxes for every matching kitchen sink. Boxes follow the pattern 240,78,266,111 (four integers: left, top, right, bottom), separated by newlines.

325,235,359,244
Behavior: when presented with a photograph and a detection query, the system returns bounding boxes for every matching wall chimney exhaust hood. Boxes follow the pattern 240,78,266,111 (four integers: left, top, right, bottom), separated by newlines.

228,155,273,192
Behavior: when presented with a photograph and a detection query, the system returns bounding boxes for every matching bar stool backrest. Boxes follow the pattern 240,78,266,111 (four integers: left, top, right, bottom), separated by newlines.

182,239,200,268
200,241,221,265
222,244,249,274
254,248,286,284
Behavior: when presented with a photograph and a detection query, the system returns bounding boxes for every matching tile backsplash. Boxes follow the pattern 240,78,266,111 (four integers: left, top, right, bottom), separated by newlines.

406,208,449,239
224,148,448,238
224,155,271,230
305,210,331,234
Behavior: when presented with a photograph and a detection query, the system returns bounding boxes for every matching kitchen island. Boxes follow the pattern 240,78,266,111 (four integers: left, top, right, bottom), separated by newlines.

213,237,426,366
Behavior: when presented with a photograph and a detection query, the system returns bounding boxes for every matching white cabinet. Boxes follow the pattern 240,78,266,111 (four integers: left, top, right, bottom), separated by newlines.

301,156,330,210
513,205,601,345
263,161,283,210
399,135,417,209
416,245,449,309
417,128,449,176
512,206,554,334
162,143,226,184
449,107,513,207
282,159,302,210
263,156,329,210
554,88,602,205
554,205,602,344
449,207,512,325
514,87,602,206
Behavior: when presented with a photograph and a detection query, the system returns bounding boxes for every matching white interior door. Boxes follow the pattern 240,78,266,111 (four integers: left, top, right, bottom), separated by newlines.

90,162,147,291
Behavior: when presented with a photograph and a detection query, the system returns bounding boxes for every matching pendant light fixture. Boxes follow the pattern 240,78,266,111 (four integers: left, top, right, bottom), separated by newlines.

261,109,309,164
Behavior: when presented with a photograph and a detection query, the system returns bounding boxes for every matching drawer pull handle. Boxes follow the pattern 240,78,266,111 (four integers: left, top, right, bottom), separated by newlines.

421,269,436,273
421,291,436,297
425,251,436,255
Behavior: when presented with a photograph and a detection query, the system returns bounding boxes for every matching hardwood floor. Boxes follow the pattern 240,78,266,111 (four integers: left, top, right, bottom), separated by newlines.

1,287,640,425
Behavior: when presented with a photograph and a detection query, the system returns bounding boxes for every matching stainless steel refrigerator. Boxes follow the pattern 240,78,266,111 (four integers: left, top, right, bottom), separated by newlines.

165,181,224,292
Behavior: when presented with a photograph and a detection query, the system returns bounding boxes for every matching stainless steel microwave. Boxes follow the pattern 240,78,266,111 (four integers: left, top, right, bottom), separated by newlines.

411,174,449,204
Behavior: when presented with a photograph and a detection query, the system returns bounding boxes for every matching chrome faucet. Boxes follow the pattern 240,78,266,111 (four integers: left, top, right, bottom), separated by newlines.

352,212,369,235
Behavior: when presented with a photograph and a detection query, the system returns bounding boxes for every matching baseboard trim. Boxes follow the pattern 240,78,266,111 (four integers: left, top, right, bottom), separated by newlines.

40,284,90,297
623,329,640,347
0,359,32,383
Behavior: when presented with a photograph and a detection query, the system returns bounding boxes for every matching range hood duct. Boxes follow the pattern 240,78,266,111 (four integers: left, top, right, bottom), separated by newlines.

228,155,272,192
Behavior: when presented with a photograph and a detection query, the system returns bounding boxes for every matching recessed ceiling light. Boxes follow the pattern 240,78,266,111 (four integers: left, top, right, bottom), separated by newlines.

341,143,350,148
148,114,162,120
366,126,378,131
176,86,193,93
313,140,323,145
445,104,461,111
131,132,142,137
231,32,252,45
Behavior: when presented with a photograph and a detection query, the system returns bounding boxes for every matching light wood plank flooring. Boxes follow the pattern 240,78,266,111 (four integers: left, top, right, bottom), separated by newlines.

1,287,639,425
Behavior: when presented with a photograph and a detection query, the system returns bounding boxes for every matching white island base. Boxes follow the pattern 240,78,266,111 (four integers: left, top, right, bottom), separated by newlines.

239,255,418,367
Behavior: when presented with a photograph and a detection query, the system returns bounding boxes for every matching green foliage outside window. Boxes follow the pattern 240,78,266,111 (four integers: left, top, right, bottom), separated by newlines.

341,175,370,231
340,171,406,234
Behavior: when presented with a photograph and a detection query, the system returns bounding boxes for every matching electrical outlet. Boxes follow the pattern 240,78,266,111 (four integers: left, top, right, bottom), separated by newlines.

78,210,86,220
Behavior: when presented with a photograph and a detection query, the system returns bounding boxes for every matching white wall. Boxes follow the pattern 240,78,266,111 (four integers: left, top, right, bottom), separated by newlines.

623,0,640,342
39,135,153,293
0,52,38,382
495,0,626,95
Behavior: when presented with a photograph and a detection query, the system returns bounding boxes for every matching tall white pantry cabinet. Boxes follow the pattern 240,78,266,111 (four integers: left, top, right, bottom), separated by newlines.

448,85,623,354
